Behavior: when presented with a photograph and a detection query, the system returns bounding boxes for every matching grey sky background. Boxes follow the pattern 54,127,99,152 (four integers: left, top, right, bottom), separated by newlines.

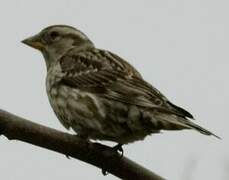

0,0,228,179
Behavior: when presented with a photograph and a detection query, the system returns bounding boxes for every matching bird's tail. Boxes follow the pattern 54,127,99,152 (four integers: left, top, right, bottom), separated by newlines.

151,113,221,139
182,119,221,139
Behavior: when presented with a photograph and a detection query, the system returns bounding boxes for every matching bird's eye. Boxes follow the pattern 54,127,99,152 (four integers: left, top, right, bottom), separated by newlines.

50,31,60,40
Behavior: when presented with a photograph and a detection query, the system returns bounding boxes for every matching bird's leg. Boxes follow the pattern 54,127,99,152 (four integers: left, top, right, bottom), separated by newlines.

65,134,90,159
76,133,90,142
101,143,124,175
112,143,124,157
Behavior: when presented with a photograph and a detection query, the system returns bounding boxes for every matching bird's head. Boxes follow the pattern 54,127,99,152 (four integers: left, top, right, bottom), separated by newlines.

22,25,94,67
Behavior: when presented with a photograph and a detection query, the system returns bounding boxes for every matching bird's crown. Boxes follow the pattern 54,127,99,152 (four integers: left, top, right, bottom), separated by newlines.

40,25,90,42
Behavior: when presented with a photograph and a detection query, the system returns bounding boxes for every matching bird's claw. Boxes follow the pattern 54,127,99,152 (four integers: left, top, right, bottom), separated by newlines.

112,143,124,157
65,154,71,159
102,168,108,176
101,143,123,176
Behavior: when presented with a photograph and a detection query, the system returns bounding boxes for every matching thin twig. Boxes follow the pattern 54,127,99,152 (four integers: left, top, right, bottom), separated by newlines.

0,109,165,180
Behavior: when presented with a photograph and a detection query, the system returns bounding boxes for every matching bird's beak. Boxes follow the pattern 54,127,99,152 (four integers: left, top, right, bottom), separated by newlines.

21,34,44,50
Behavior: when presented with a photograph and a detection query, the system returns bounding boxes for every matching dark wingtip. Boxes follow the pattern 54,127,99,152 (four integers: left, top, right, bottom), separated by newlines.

167,101,194,119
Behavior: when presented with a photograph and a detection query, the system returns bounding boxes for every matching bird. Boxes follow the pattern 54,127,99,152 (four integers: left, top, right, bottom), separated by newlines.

22,25,219,152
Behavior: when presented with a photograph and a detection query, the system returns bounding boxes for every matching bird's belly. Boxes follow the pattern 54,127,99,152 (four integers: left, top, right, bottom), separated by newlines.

47,85,107,133
47,85,154,143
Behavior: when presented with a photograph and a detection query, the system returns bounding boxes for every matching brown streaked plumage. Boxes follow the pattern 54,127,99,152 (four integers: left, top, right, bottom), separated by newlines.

22,25,220,146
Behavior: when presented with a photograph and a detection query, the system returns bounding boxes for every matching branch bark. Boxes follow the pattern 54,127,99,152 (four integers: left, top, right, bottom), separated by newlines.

0,109,165,180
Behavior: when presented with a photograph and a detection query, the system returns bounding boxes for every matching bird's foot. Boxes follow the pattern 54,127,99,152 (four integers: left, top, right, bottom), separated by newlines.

65,154,71,159
65,134,90,160
74,134,89,141
112,143,124,157
100,143,123,176
102,168,109,176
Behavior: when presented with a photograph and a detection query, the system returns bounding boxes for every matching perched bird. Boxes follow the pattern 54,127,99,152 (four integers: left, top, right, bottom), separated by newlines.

22,25,219,149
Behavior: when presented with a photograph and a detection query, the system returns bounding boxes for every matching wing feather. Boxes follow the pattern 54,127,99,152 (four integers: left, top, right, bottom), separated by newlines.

59,48,193,118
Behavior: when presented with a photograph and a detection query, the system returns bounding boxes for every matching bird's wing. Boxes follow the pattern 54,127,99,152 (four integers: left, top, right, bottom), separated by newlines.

59,48,193,118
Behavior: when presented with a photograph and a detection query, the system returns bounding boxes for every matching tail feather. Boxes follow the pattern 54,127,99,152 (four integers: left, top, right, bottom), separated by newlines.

153,114,221,139
184,120,221,139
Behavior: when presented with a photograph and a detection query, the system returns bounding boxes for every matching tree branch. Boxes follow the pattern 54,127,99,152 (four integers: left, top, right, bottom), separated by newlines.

0,109,165,180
